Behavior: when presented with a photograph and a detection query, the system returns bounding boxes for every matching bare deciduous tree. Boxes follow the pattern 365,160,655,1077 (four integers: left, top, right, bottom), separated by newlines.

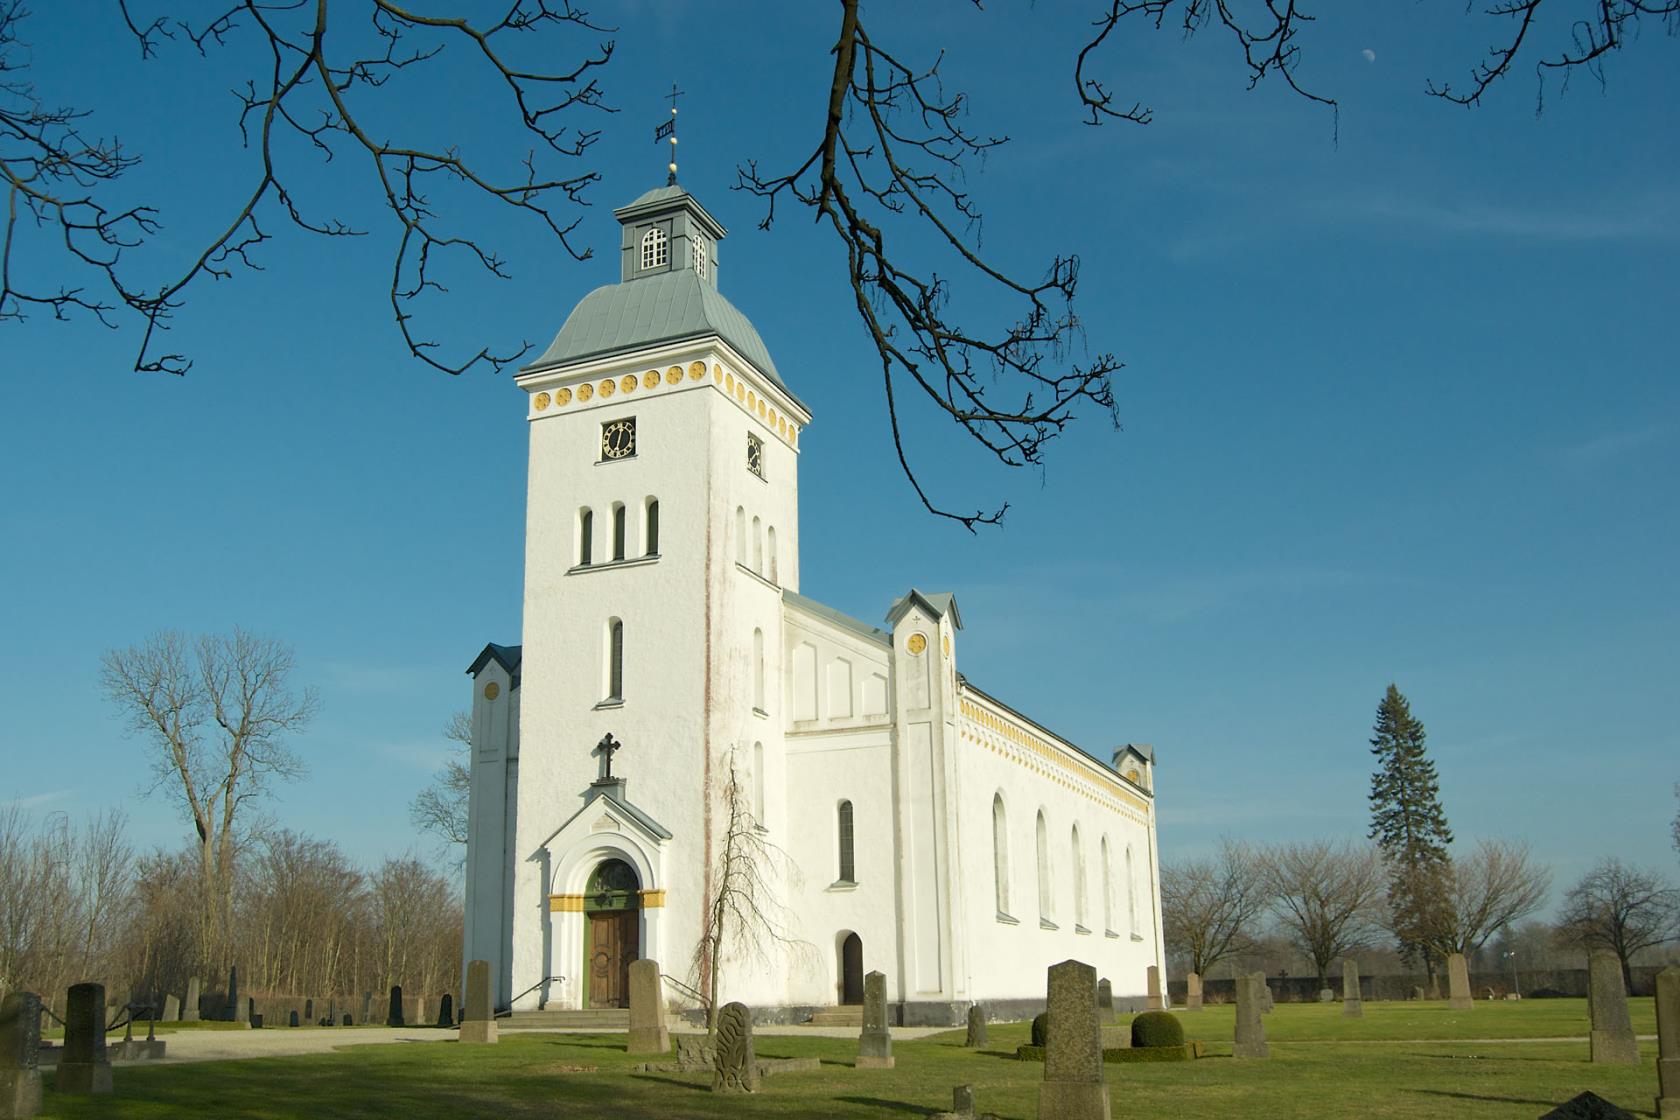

1261,840,1386,988
1161,838,1270,977
1555,858,1680,988
101,628,317,971
410,712,472,849
1410,839,1550,960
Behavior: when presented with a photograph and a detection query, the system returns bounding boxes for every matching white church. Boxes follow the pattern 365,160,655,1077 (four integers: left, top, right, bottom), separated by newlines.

462,181,1166,1025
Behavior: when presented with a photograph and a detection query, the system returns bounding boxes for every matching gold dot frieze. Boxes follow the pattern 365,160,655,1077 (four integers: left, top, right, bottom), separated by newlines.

577,382,594,402
689,361,706,381
645,370,661,389
620,374,637,393
599,378,615,397
713,366,723,384
556,387,572,406
533,392,551,412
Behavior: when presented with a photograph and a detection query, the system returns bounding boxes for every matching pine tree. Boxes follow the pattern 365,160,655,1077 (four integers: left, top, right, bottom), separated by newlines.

1367,683,1453,971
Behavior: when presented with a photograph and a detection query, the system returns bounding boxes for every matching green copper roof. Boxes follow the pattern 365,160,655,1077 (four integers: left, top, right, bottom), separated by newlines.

525,266,791,395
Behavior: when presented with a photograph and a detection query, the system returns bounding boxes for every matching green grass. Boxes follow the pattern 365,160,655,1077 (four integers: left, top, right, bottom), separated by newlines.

35,1001,1666,1119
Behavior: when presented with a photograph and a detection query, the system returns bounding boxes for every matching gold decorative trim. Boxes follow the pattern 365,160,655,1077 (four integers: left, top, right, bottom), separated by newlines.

483,681,500,700
533,392,551,412
689,361,706,381
644,369,661,390
907,632,927,655
713,365,723,384
620,374,637,393
637,889,666,908
549,894,585,912
599,378,615,397
960,696,1152,818
577,382,594,402
556,387,572,406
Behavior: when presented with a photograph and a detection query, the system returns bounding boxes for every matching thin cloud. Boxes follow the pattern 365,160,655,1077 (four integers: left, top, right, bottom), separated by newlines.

1342,193,1678,243
1559,424,1670,467
12,789,74,810
371,740,451,773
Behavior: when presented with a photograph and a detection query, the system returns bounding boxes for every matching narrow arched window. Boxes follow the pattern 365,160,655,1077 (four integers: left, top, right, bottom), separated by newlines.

611,503,626,562
767,526,778,584
1036,810,1051,921
752,741,765,823
605,618,624,702
1072,824,1087,929
752,628,765,710
578,508,593,566
752,515,762,573
837,800,855,883
640,227,668,269
1126,845,1138,934
1101,836,1114,933
692,233,708,278
644,499,659,556
992,794,1010,916
735,506,746,566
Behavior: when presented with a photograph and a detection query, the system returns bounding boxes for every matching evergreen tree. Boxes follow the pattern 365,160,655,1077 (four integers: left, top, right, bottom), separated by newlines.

1367,684,1453,970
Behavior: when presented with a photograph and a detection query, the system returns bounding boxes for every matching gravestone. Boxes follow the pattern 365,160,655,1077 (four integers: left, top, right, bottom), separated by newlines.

1096,979,1116,1024
1,990,43,1119
461,960,498,1044
964,1004,987,1048
626,960,669,1054
1411,985,1426,1001
183,977,201,1022
1343,958,1364,1019
712,1002,758,1093
1252,972,1273,1014
1537,1091,1640,1119
362,993,373,1027
326,999,336,1026
930,1083,1004,1120
386,986,404,1028
1587,950,1639,1064
1185,971,1203,1012
436,995,454,1030
1655,965,1679,1119
228,966,246,1023
1427,975,1442,1001
857,970,894,1068
341,1014,351,1027
1318,989,1334,1003
304,998,313,1022
414,995,426,1026
161,994,179,1023
1233,973,1269,1059
288,1010,300,1028
1037,960,1110,1120
1145,965,1164,1011
57,983,112,1095
675,1035,716,1070
1446,953,1473,1011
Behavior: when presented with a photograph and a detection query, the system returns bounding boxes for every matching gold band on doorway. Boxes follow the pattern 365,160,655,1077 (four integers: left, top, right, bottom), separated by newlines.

548,894,585,912
637,889,666,908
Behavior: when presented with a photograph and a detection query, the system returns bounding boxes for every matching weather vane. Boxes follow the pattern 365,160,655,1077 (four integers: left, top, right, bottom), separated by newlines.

654,83,683,186
596,732,623,780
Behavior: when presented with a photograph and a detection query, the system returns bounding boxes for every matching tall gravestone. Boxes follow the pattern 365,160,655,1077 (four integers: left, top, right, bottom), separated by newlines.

461,959,498,1044
386,986,404,1028
1588,950,1639,1064
712,1002,758,1093
1342,958,1364,1019
0,991,43,1118
1185,971,1203,1012
161,994,180,1023
414,995,426,1026
1096,979,1116,1024
228,966,247,1023
57,984,112,1095
1145,965,1164,1011
288,1010,300,1028
1446,953,1473,1011
1037,960,1110,1120
436,995,454,1029
1656,965,1679,1119
1233,974,1269,1059
964,1005,987,1048
857,970,894,1068
1252,972,1273,1014
626,960,669,1054
361,993,373,1027
304,998,313,1022
183,977,201,1022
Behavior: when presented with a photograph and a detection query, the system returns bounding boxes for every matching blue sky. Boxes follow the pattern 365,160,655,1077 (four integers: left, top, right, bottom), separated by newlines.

2,3,1675,906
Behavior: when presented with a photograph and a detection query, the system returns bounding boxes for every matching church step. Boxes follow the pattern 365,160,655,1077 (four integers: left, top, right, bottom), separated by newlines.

504,1008,630,1030
807,1007,863,1027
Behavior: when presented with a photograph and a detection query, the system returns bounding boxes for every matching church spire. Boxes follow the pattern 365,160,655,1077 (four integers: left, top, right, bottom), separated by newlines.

655,84,683,186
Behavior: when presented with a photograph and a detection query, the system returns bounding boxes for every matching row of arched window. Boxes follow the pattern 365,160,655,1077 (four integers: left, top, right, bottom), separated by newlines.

639,226,709,277
992,794,1142,937
734,506,778,584
577,499,659,566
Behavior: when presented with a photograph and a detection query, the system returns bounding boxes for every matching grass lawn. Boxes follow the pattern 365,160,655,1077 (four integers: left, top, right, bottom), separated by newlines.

36,1001,1664,1119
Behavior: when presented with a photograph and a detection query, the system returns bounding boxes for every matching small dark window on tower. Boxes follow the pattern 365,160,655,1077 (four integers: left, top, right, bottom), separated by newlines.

747,433,764,478
579,509,593,566
837,800,856,883
612,504,626,562
645,500,660,556
607,618,624,701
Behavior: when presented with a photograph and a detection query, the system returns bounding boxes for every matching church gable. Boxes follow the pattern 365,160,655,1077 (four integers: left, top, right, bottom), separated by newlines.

783,591,892,728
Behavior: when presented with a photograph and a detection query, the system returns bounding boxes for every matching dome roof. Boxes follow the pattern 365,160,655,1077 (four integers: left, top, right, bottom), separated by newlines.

524,269,790,396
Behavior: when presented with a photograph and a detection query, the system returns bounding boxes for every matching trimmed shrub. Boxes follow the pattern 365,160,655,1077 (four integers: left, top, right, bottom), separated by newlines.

1105,1044,1188,1063
1030,1012,1050,1047
1130,1010,1184,1049
1016,1044,1045,1062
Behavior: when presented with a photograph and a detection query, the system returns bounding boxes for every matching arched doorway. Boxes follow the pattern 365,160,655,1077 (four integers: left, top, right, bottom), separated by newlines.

584,859,640,1008
839,932,864,1005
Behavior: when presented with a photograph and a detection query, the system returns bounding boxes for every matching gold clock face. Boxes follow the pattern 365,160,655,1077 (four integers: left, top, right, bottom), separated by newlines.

602,418,636,460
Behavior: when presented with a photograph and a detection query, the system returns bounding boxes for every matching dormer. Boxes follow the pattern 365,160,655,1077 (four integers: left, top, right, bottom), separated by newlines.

614,186,727,287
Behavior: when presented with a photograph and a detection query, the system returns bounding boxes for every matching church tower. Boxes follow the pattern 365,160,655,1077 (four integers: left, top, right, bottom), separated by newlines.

464,183,812,1011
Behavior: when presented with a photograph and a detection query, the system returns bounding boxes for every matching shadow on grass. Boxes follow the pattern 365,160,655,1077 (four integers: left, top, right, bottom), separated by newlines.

1408,1088,1582,1108
626,1073,708,1093
833,1097,933,1114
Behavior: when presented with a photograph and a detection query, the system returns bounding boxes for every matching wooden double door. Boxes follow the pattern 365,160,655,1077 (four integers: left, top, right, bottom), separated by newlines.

587,909,639,1008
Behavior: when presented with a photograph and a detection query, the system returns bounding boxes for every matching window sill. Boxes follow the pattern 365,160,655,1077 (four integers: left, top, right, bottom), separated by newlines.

752,707,768,720
1104,930,1121,940
570,555,659,576
734,561,780,590
1074,924,1092,936
1039,918,1059,932
995,911,1019,926
1130,933,1145,943
595,453,639,466
593,699,624,711
827,880,858,893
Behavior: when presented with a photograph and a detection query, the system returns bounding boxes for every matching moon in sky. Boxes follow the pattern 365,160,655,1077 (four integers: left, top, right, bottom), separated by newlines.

1362,48,1377,62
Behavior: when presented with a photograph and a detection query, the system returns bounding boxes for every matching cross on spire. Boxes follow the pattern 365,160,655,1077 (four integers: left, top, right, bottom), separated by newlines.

660,84,683,186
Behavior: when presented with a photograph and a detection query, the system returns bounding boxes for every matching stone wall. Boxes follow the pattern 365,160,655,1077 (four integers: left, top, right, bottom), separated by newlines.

1168,966,1670,1004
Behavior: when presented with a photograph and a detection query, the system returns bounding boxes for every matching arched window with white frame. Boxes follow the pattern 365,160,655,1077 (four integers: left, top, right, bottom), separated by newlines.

1036,810,1052,922
1126,844,1138,934
644,498,659,556
766,526,778,584
577,508,593,566
752,628,765,710
1101,836,1114,933
837,800,856,884
611,502,626,561
992,793,1010,916
692,233,708,278
640,226,668,270
1072,824,1087,929
735,506,746,566
752,515,762,573
603,617,624,702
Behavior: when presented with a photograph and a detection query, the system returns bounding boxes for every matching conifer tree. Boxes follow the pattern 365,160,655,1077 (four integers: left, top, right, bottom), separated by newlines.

1367,684,1453,970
